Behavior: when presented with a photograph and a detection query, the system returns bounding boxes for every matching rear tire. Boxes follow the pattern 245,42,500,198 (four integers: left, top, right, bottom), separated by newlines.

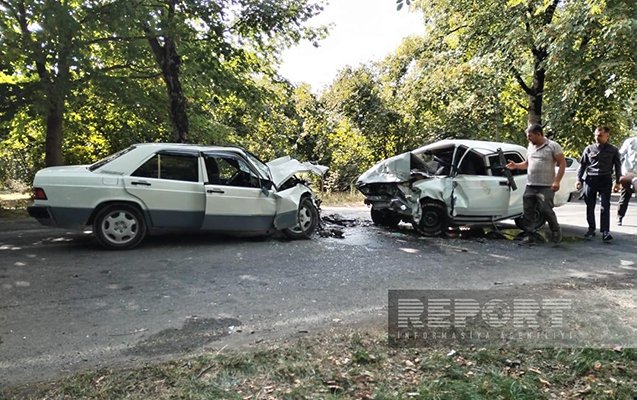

93,203,146,250
413,200,448,236
370,208,401,228
283,198,319,239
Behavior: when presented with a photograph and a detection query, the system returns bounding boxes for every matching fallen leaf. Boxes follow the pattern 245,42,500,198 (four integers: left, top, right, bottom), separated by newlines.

578,385,592,394
539,378,551,387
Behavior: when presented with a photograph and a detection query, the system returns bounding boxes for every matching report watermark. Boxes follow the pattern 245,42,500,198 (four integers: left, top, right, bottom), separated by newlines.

388,289,637,348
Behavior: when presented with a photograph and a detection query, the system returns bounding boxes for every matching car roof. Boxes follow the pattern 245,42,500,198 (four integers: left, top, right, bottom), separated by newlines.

412,139,526,156
95,143,250,174
132,143,246,153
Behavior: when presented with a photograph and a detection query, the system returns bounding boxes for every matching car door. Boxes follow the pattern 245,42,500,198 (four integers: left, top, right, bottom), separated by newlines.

451,148,511,217
123,150,206,229
201,152,277,232
487,152,527,216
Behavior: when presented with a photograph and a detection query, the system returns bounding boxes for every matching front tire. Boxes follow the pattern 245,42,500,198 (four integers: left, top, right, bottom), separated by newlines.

370,208,401,228
283,198,319,239
413,200,448,236
93,203,146,250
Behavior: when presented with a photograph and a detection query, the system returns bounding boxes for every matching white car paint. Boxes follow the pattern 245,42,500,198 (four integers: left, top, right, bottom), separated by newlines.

356,139,579,234
28,144,327,249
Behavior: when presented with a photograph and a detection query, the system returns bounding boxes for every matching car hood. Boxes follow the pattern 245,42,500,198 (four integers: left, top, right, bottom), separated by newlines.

266,156,328,187
356,152,413,185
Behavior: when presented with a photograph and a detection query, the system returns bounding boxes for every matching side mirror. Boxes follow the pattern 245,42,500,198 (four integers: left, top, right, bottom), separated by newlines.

260,179,273,194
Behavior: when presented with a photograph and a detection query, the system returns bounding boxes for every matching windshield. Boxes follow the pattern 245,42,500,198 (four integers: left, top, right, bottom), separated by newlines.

412,147,455,176
244,151,272,181
89,146,136,171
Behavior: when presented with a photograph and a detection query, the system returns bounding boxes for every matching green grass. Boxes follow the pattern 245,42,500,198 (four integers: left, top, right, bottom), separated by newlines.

4,329,637,399
318,190,365,207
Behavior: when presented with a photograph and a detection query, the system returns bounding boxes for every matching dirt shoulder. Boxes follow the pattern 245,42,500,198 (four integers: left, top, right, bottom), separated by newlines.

3,323,636,399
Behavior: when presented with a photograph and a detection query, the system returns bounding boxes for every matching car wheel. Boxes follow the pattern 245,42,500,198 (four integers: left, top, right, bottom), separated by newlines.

283,198,319,239
514,206,547,231
370,208,401,228
93,203,146,250
413,200,448,236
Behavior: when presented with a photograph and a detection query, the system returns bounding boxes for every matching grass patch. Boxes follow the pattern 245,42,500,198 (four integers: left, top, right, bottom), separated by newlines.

318,190,365,207
0,193,30,218
4,329,637,399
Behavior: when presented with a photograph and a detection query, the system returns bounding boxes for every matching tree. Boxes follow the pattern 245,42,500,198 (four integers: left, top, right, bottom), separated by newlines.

395,0,637,150
1,0,85,166
0,0,327,167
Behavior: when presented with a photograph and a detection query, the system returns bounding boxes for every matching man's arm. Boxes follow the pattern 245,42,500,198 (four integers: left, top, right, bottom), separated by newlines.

553,153,566,192
577,147,588,182
613,148,622,183
506,160,528,170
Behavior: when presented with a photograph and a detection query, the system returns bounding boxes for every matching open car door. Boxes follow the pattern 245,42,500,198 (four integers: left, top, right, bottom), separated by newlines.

451,146,511,217
201,152,277,231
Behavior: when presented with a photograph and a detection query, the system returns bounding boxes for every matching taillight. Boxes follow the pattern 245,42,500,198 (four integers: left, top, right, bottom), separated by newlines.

33,187,47,200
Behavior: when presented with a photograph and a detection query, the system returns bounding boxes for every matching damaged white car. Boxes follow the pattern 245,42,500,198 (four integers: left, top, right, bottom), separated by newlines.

356,139,580,236
28,144,327,249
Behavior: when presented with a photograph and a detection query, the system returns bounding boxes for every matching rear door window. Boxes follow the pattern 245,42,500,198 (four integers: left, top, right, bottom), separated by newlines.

132,154,199,182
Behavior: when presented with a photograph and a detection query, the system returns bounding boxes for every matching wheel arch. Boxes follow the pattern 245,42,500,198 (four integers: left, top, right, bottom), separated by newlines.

88,200,149,229
420,197,448,214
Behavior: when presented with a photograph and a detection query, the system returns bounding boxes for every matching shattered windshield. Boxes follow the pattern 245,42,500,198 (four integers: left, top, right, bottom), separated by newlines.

412,148,455,176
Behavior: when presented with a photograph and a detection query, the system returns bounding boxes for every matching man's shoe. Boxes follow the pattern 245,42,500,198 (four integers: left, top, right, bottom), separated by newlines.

617,216,623,226
518,236,535,246
584,229,596,238
602,232,613,241
550,229,562,244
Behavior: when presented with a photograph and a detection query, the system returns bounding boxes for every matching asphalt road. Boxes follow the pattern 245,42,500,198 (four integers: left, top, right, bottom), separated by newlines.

1,198,636,387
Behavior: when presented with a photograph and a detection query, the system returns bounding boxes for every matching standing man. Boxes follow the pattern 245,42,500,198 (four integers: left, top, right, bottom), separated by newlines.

576,126,622,241
616,135,637,226
506,124,566,245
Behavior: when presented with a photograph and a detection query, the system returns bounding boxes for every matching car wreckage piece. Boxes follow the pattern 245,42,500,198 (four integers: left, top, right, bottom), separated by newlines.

356,139,579,236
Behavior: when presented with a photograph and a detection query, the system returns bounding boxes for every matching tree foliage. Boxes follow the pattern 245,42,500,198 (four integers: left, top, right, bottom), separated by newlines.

1,0,635,191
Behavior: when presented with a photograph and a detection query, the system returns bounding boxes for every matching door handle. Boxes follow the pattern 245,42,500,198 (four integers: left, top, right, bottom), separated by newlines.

207,188,225,194
131,181,151,186
498,181,509,186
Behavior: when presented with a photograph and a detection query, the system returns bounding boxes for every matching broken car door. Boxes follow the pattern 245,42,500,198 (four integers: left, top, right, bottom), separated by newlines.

451,148,511,217
202,152,276,231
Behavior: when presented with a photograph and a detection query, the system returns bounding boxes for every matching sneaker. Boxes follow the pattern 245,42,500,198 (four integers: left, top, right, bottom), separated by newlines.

617,217,623,226
584,229,596,238
518,235,535,246
550,229,562,244
602,232,613,241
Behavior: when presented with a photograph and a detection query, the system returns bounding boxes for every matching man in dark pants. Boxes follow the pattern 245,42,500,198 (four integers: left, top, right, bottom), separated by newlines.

506,124,566,245
576,126,622,241
616,136,637,225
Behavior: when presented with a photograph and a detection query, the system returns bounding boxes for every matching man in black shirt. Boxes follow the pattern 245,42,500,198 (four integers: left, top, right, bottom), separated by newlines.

576,126,622,241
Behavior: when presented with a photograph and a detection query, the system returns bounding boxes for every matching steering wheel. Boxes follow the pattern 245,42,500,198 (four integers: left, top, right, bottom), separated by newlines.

433,155,451,167
227,170,248,186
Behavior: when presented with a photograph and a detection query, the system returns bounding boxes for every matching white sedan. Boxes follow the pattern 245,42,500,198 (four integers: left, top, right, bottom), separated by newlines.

28,144,327,249
356,139,580,236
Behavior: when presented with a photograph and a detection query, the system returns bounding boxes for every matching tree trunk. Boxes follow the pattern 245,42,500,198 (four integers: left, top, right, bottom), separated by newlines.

517,0,560,127
44,99,65,166
163,39,188,143
527,66,545,126
146,35,189,143
144,0,189,143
